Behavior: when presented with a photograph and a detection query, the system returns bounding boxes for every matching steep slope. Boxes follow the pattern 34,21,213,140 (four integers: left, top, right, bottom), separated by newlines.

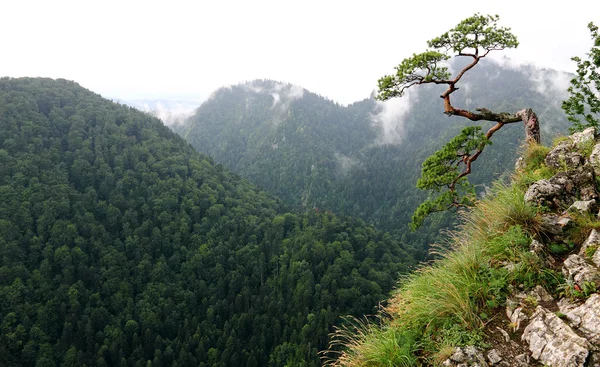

177,61,571,253
0,77,415,367
326,128,600,366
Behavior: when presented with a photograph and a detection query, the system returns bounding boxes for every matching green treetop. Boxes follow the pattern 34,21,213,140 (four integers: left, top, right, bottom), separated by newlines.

377,14,540,229
563,22,600,133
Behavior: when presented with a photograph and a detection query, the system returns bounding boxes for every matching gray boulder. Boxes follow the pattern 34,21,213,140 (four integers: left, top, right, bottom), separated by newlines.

562,254,600,285
581,229,600,252
525,180,567,209
589,142,600,177
545,140,585,170
571,127,597,145
568,199,597,214
442,346,487,367
565,293,600,346
522,306,591,367
540,213,572,239
524,166,598,210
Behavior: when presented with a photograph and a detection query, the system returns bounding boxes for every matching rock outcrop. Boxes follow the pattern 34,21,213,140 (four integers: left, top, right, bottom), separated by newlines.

564,294,600,345
454,128,600,367
522,306,591,367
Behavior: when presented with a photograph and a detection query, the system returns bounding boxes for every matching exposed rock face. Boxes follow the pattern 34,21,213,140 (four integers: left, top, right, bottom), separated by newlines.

514,353,530,366
465,129,600,367
594,249,600,268
565,293,600,346
558,297,580,314
508,306,528,331
588,352,600,367
526,127,599,214
513,128,600,367
589,143,600,176
545,141,585,170
543,127,594,170
522,306,591,367
486,349,502,365
568,199,597,213
442,346,487,367
524,179,568,208
540,213,572,238
552,166,599,202
529,239,544,254
524,166,598,210
571,127,597,145
562,254,600,285
580,229,600,258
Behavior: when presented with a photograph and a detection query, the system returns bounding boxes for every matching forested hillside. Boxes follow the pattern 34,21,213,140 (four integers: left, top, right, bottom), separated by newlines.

177,61,571,252
0,77,415,366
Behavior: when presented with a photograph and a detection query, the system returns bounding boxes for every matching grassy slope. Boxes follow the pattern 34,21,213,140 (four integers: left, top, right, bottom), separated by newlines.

322,141,596,366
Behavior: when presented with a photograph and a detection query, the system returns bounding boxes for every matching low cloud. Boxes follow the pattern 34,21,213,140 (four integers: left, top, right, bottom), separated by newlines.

370,88,417,145
528,68,571,98
334,152,358,176
242,81,305,125
124,99,200,126
489,55,530,70
490,56,572,98
243,81,304,110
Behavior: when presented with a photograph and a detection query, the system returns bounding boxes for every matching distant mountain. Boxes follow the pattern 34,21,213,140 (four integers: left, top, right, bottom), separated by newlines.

118,98,200,126
176,61,573,251
0,77,415,366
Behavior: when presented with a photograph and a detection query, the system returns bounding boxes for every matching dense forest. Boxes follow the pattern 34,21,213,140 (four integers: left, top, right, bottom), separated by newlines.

0,77,416,366
176,60,571,252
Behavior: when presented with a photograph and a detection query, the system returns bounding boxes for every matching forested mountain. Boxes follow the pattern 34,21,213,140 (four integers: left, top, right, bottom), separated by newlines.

0,77,415,366
176,60,572,251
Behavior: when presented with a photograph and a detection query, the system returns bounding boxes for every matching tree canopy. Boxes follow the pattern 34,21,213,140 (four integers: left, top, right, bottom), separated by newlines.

0,77,415,367
563,22,600,132
377,14,539,228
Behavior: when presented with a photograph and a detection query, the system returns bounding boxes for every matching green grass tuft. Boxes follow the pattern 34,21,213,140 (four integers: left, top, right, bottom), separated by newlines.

324,147,572,366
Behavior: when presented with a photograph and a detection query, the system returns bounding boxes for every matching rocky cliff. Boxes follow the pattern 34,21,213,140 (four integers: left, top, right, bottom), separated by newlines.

327,128,600,367
443,127,600,367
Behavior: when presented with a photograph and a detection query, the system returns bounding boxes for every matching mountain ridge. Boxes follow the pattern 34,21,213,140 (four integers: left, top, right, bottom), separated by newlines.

175,60,574,254
0,76,415,367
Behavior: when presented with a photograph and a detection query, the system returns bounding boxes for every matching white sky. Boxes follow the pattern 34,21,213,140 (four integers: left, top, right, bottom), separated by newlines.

2,0,599,105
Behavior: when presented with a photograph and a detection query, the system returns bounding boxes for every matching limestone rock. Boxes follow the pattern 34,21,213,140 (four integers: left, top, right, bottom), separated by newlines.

593,248,600,267
562,254,600,285
524,180,567,208
558,297,580,314
496,326,511,343
589,142,600,177
515,156,526,172
486,349,502,364
571,127,596,145
442,346,487,367
522,306,591,367
588,352,600,367
551,166,598,203
565,293,600,346
508,307,528,331
529,239,544,254
530,285,554,302
540,213,572,239
524,166,598,209
568,199,597,213
514,353,530,366
580,229,600,257
545,139,585,170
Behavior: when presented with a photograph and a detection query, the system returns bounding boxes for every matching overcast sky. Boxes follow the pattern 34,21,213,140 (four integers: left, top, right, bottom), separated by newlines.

2,0,599,105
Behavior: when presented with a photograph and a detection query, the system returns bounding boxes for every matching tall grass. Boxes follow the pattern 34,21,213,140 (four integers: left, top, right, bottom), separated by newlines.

324,316,419,367
324,145,555,366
